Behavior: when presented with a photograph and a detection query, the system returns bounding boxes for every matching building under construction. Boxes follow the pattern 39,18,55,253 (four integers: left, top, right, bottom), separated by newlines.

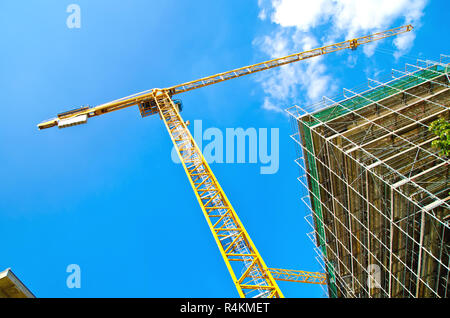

287,55,450,298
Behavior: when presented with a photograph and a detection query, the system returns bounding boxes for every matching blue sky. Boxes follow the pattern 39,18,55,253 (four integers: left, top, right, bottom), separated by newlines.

0,0,448,298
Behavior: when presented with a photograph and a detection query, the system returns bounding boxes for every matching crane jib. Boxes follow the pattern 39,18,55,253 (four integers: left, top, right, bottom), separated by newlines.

37,24,412,130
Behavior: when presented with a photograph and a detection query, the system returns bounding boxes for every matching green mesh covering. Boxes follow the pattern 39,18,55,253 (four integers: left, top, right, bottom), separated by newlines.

301,122,338,297
305,65,448,127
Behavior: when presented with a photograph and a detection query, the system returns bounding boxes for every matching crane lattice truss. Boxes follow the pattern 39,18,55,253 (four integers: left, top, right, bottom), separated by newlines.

268,268,327,285
38,25,413,298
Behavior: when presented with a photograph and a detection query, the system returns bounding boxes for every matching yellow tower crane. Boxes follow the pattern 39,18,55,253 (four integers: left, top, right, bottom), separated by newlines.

38,25,413,298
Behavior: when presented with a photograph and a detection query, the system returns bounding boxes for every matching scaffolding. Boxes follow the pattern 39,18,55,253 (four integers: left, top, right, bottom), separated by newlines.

287,54,450,298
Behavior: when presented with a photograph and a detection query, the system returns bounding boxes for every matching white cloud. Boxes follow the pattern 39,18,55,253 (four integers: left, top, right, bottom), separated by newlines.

254,30,334,112
271,0,333,30
267,0,426,39
333,1,410,37
393,31,416,59
255,0,428,112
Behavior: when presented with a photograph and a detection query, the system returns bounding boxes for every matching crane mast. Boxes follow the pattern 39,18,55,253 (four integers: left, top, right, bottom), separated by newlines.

156,92,282,297
37,25,413,298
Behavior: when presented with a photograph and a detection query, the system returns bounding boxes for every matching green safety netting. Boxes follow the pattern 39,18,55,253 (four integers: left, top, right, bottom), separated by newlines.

305,65,448,127
301,121,338,297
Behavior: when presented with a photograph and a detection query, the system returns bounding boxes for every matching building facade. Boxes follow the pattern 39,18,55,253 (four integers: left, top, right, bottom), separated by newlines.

287,55,449,298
